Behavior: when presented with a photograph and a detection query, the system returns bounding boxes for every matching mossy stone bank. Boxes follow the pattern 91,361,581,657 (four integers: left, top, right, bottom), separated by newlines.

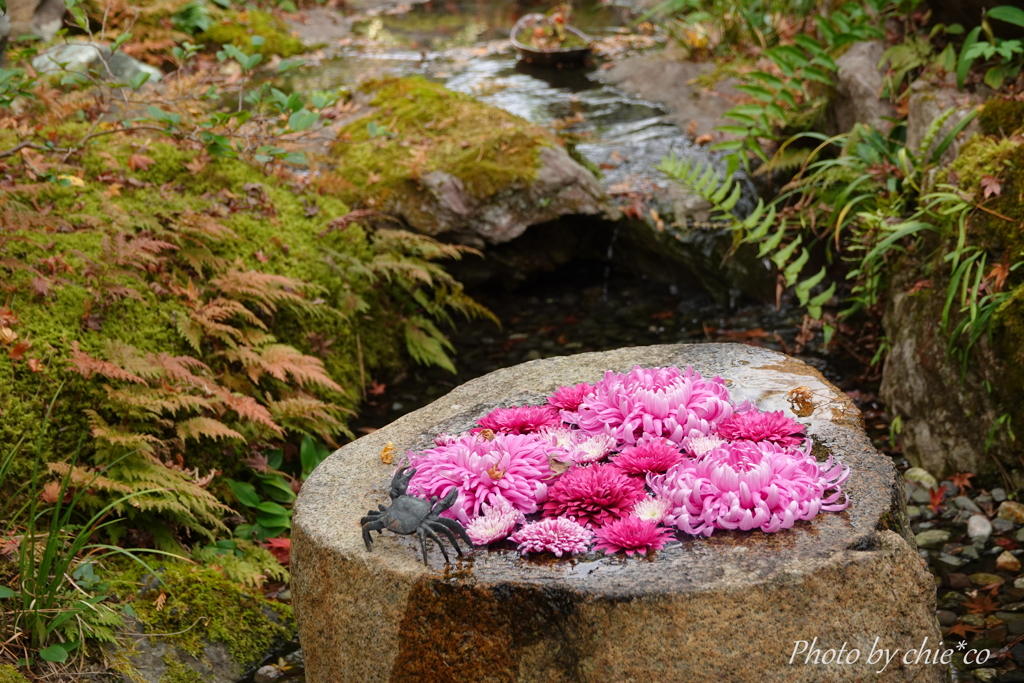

293,344,945,683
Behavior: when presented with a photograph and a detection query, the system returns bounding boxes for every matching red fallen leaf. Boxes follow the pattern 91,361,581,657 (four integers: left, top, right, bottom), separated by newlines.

963,592,1000,615
995,538,1020,550
907,279,932,294
27,357,43,373
8,340,31,361
949,472,975,494
366,381,387,396
254,249,269,263
947,622,984,638
981,175,1002,199
40,481,65,504
242,453,271,474
928,487,945,514
128,154,156,172
263,537,291,566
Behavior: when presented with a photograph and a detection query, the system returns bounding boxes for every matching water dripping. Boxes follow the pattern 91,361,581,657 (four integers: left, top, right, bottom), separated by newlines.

602,223,621,300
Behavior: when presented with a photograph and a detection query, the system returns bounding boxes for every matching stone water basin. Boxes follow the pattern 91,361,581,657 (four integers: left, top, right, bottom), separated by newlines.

293,343,945,682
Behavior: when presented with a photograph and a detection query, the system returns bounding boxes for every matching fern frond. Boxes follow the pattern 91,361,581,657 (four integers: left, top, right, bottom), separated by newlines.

68,342,146,384
175,417,245,443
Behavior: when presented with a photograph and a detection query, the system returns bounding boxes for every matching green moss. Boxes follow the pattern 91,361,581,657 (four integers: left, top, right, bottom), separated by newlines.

948,134,1024,255
161,659,204,683
0,665,30,683
979,97,1024,137
198,9,307,58
329,76,551,223
118,561,292,671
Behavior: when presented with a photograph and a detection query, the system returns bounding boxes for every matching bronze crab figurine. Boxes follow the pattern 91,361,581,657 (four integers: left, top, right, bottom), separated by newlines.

360,466,472,566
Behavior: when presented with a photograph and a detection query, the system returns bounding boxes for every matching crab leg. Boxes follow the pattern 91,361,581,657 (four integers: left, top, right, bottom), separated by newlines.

423,526,451,564
416,527,431,566
426,521,465,557
432,516,472,546
361,519,386,551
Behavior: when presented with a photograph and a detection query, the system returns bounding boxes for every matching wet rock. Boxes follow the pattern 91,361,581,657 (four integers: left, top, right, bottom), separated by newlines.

828,41,897,135
948,574,971,590
1000,502,1024,525
998,551,1023,573
969,515,994,543
910,488,933,504
294,344,942,683
937,609,958,626
600,56,741,140
994,488,1008,503
254,665,285,683
975,668,998,683
962,545,981,560
957,496,983,514
917,529,951,549
999,669,1024,683
970,572,1005,587
905,467,938,490
995,518,1016,534
31,42,162,84
937,553,967,571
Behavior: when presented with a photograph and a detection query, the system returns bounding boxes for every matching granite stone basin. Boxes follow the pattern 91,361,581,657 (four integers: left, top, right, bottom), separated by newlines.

292,343,946,683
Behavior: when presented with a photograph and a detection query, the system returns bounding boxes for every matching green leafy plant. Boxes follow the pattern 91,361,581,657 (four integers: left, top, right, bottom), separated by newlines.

957,6,1024,89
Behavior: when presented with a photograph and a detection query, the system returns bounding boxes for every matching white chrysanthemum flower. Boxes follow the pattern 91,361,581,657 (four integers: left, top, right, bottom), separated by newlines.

571,434,616,464
633,496,671,524
465,501,523,546
682,434,725,458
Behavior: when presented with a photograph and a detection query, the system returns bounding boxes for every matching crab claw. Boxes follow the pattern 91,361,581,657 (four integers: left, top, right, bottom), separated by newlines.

430,486,460,514
389,466,417,499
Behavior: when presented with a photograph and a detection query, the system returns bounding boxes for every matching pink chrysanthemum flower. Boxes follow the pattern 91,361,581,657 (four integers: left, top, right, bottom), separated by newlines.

594,516,675,556
476,405,561,435
510,516,594,557
407,432,553,524
681,434,726,458
715,409,807,448
434,433,457,446
540,428,614,465
633,496,671,523
465,501,523,546
612,436,685,475
648,440,850,537
542,463,647,528
548,382,595,411
563,366,734,447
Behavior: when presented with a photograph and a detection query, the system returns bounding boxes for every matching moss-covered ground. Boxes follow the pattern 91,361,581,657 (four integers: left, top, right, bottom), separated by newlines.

325,76,552,226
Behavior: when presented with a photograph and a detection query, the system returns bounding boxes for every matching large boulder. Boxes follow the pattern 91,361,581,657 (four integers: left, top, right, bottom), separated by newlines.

3,0,65,42
905,77,982,164
293,343,944,683
325,76,608,248
31,42,163,84
829,41,898,135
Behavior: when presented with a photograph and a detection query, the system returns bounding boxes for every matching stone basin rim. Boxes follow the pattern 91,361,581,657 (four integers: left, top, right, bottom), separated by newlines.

294,343,905,595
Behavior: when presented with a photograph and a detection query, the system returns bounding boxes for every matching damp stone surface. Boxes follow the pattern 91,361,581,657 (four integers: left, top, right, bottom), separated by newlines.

292,343,946,683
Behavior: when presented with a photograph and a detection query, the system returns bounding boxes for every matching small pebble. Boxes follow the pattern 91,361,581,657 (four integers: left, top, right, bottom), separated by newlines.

905,467,938,490
907,504,922,518
963,613,988,627
994,518,1016,534
974,668,997,682
1015,527,1024,543
962,545,981,560
949,574,972,590
997,551,1022,573
1016,577,1024,589
999,501,1024,525
936,609,958,626
911,488,932,504
916,529,951,549
993,488,1008,503
970,572,1005,587
969,514,994,543
956,496,983,514
254,665,284,683
937,553,967,570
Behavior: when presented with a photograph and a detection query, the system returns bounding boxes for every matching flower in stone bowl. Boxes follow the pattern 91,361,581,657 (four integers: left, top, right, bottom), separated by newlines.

715,408,807,448
563,365,734,446
542,463,647,528
648,440,850,537
466,500,524,546
476,405,561,435
611,435,686,476
510,516,594,557
548,382,594,411
594,516,675,556
406,432,553,525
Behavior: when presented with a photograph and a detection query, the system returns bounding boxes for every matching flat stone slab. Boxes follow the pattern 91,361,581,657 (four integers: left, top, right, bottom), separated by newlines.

293,343,946,683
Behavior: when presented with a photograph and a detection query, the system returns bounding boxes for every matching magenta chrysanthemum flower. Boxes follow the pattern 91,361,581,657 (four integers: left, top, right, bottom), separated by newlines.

510,516,594,557
633,496,671,523
476,405,561,435
548,382,594,411
681,434,725,458
563,366,734,447
407,432,553,524
594,516,674,556
612,436,685,476
715,409,807,448
648,440,850,537
465,501,523,546
542,463,647,528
